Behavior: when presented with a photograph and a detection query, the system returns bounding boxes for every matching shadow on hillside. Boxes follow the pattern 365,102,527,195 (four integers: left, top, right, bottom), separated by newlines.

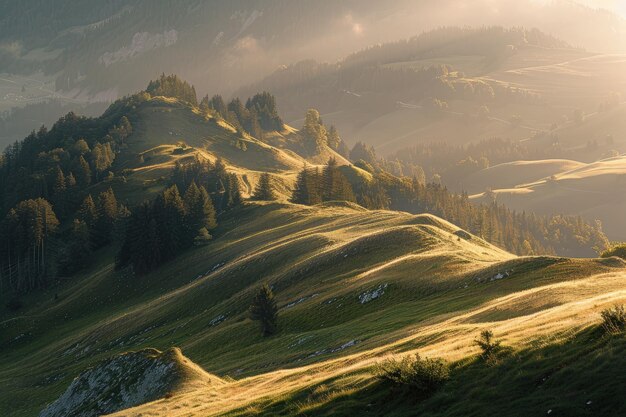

222,326,626,417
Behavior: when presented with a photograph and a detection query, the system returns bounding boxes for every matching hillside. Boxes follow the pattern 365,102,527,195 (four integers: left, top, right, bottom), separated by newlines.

460,159,585,194
470,155,626,240
87,93,348,202
0,201,624,416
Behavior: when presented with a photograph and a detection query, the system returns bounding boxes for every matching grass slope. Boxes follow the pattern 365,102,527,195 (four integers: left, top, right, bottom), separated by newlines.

0,202,624,416
470,155,626,239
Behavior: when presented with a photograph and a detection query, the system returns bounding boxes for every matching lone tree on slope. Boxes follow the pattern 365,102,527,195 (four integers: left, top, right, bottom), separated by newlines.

249,283,278,336
252,173,276,201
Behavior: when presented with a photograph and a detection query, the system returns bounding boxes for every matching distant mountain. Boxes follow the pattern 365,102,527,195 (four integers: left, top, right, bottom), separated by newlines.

1,0,624,102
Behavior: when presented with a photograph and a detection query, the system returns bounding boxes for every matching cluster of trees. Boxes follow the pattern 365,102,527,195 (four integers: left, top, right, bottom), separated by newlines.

301,109,349,156
200,92,283,139
0,95,140,294
57,188,129,275
171,157,242,213
116,182,217,275
0,198,59,293
146,74,198,106
291,158,355,204
0,109,133,215
343,27,571,68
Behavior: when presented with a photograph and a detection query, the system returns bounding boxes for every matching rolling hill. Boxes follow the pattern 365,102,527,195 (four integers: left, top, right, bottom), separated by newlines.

0,200,624,416
470,155,626,240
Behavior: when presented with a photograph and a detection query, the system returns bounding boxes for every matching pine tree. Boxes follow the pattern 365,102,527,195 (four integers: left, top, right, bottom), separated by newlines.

158,185,187,257
93,188,118,247
52,166,67,216
221,174,242,212
78,195,98,229
322,158,355,202
184,182,217,241
327,125,341,150
66,172,77,188
291,165,310,205
291,165,322,205
77,155,92,186
302,109,327,155
249,283,278,336
252,173,276,201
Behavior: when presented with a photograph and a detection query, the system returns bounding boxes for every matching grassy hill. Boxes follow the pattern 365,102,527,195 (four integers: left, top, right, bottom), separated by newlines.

101,95,350,203
1,200,624,416
470,155,626,240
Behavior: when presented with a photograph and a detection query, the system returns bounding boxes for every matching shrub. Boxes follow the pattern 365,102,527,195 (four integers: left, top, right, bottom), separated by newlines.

374,353,449,398
601,304,626,334
474,329,503,363
600,243,626,260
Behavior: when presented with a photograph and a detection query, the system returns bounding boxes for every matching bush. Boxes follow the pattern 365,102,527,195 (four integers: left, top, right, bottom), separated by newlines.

601,304,626,334
374,353,449,398
474,329,503,364
600,243,626,260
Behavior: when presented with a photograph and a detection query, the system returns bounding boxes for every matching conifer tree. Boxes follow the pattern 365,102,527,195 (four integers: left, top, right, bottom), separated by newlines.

322,158,355,202
249,283,278,336
291,165,321,205
221,174,242,212
184,181,217,241
93,188,118,246
302,109,327,155
252,173,276,201
66,172,77,188
77,155,92,186
78,195,98,229
158,185,187,256
52,166,67,216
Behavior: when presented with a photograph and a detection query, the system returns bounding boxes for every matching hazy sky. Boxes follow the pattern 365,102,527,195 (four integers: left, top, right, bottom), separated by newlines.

581,0,626,17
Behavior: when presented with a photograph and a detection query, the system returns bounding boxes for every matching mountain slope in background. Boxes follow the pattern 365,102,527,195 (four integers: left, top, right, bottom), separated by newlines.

1,1,625,128
238,27,626,156
470,155,626,240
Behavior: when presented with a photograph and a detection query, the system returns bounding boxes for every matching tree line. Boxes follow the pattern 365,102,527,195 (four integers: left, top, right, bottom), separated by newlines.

284,159,608,258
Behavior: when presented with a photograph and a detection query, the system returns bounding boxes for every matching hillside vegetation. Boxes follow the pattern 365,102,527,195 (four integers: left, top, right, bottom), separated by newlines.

1,200,625,416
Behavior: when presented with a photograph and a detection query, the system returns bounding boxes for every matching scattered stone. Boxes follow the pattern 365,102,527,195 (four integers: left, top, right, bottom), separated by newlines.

209,314,227,326
306,339,360,359
491,270,511,281
359,284,388,304
285,293,319,309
